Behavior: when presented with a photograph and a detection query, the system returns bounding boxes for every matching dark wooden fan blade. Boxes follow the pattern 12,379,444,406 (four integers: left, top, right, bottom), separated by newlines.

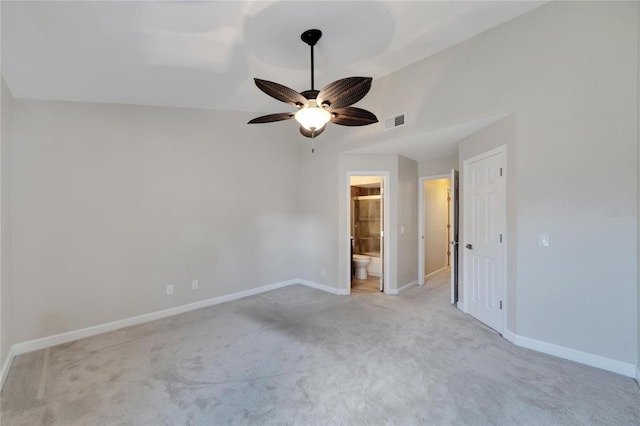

299,125,325,138
254,79,308,107
331,107,378,126
317,77,372,109
247,112,294,124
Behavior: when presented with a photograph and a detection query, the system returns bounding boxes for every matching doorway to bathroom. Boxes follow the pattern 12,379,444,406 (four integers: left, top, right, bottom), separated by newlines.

349,175,386,293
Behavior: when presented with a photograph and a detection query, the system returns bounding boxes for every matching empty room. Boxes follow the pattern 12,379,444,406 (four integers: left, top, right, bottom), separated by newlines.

0,1,639,425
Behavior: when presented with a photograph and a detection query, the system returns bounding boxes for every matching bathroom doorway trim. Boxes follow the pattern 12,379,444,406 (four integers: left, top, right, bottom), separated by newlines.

345,171,391,295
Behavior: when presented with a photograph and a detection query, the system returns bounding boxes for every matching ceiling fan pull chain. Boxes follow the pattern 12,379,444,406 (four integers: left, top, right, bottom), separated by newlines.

311,138,315,153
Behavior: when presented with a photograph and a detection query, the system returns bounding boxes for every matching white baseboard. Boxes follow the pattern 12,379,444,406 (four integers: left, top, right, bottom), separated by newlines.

8,278,344,362
397,280,418,294
297,279,350,295
11,279,298,356
0,345,16,391
502,329,517,343
482,326,635,379
510,333,636,378
424,267,448,280
383,281,419,295
2,278,346,391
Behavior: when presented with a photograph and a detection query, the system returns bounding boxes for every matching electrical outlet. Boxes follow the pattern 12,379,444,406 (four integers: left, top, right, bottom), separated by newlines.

166,284,174,295
192,280,199,290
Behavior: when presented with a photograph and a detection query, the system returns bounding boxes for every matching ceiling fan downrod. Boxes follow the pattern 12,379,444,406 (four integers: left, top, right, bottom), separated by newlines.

301,29,322,91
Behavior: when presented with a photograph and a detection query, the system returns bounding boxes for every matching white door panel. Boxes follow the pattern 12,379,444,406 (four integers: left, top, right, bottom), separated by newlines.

463,148,505,333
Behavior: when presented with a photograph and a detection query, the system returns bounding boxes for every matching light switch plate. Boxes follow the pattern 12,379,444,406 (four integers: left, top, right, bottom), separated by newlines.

538,234,550,247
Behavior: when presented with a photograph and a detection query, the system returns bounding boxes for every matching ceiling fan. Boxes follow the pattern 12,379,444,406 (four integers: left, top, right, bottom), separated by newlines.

248,29,378,145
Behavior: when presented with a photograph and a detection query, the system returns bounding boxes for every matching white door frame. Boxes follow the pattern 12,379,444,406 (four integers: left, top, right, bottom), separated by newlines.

418,174,450,285
346,171,391,295
461,145,507,333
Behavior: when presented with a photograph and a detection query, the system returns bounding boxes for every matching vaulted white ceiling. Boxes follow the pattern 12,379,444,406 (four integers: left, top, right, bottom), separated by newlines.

2,1,544,113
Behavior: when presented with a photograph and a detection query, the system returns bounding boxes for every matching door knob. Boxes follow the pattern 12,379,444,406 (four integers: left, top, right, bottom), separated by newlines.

465,244,473,250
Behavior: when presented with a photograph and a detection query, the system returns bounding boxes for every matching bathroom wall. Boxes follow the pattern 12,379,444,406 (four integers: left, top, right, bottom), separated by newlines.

424,178,450,276
350,176,382,187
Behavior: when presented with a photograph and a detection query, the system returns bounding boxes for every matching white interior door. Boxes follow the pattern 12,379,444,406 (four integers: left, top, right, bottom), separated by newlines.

463,148,505,333
450,169,459,304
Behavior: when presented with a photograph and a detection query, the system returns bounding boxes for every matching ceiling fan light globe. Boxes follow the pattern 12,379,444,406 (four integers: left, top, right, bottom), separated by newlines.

294,107,331,131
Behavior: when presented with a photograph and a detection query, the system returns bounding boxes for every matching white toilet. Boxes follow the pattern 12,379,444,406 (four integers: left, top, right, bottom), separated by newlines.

353,254,371,280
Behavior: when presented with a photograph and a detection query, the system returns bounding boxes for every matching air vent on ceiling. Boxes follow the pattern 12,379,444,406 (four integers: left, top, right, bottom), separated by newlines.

383,113,406,131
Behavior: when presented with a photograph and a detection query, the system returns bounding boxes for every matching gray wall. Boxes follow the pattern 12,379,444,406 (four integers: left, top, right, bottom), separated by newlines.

397,155,418,288
10,99,302,343
295,141,341,288
318,2,639,365
418,156,457,177
1,76,13,368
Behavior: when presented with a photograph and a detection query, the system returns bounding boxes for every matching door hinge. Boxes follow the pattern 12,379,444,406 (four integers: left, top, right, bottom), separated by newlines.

380,230,384,237
500,167,503,177
499,300,503,310
499,233,503,243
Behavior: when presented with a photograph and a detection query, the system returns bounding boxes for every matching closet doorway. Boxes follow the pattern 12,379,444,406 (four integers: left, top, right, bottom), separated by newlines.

418,170,459,303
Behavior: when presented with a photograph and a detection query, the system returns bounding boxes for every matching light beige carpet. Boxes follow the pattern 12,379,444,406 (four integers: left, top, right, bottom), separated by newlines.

1,270,639,425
